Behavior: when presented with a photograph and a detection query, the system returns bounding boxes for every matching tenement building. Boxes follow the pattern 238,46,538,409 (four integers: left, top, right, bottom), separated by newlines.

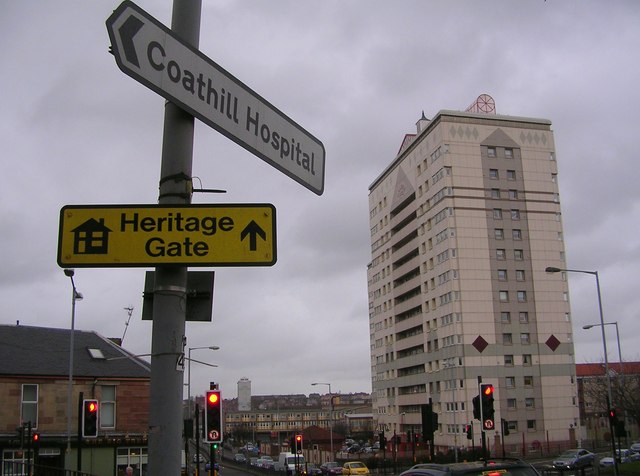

367,95,578,454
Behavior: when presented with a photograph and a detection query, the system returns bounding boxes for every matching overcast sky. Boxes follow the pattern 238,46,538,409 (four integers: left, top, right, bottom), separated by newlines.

2,1,640,402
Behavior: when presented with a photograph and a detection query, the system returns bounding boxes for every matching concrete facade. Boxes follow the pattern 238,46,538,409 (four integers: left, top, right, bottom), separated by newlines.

367,104,578,454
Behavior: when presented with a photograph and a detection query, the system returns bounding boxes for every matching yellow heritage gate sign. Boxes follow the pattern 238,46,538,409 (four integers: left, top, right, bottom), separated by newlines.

57,204,276,267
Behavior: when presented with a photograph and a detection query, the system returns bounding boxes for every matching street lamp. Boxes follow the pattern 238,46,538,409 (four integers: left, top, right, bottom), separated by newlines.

187,345,220,417
583,321,625,435
545,266,618,476
64,269,83,453
311,382,334,460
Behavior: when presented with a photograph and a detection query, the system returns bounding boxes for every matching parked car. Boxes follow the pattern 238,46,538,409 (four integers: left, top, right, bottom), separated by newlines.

321,462,343,476
399,459,539,476
601,449,635,467
306,463,323,476
631,442,640,453
553,449,595,469
234,453,247,463
342,461,370,476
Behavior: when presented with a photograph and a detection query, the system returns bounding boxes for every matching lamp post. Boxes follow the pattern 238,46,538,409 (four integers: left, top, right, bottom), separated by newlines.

64,269,83,453
311,382,333,460
583,321,625,443
545,266,618,476
187,346,220,417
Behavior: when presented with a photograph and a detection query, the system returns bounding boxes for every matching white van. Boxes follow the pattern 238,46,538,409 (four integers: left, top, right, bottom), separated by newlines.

275,452,305,472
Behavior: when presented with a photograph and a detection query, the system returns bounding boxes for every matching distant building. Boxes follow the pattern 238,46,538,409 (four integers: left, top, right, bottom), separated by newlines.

238,377,251,411
576,362,640,445
0,324,150,475
367,95,578,454
223,392,373,456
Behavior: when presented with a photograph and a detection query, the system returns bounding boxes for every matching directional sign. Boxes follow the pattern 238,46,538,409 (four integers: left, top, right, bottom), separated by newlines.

57,204,276,267
106,1,325,195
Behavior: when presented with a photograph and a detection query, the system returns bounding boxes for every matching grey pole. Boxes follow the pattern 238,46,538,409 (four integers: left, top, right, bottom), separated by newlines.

147,1,201,475
546,267,618,476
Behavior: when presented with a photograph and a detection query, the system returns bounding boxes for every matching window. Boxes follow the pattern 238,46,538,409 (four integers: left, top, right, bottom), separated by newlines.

493,208,503,219
523,354,532,365
520,333,531,344
500,311,511,323
497,249,506,260
500,291,509,302
491,188,501,199
487,147,496,158
508,420,518,432
498,269,508,281
519,312,529,323
508,189,518,200
503,333,513,345
524,376,533,387
506,376,516,388
490,169,499,179
507,398,517,409
511,209,520,220
512,229,522,240
525,398,535,409
22,384,38,428
504,355,514,366
505,148,513,159
516,270,525,281
527,420,537,430
495,229,504,240
517,291,527,302
514,249,524,260
507,170,516,180
101,385,116,428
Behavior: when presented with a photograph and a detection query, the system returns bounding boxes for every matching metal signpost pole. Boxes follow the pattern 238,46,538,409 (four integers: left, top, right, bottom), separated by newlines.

147,1,201,474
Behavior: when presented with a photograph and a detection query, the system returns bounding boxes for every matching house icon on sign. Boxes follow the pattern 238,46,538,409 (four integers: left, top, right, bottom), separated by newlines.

71,218,112,255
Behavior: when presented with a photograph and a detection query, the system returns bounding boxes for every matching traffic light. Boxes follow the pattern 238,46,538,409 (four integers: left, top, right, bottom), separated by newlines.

502,418,510,436
82,399,99,438
465,424,473,440
472,395,481,420
421,403,435,441
480,384,495,430
295,434,303,452
32,432,40,449
205,390,223,443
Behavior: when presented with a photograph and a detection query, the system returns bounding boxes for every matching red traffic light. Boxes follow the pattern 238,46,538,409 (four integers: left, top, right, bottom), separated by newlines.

482,384,494,396
33,433,40,442
296,434,302,442
207,392,220,405
87,401,98,413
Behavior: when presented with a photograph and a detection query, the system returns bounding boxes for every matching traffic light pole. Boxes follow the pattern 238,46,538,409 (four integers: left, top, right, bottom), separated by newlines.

148,1,201,475
77,391,83,472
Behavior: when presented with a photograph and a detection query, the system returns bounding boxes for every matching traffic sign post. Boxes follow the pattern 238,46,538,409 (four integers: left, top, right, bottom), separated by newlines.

107,1,325,195
58,204,276,267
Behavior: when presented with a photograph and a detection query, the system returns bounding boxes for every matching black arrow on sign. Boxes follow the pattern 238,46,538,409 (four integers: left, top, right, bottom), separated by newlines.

240,221,267,251
118,15,144,67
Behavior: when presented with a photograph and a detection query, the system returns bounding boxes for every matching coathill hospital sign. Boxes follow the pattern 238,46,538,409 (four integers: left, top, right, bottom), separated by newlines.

57,204,276,267
106,1,325,195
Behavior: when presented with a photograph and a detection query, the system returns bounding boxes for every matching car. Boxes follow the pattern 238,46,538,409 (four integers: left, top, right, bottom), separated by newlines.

631,442,640,452
600,449,634,466
234,453,247,463
552,449,595,469
399,459,540,476
321,462,343,476
193,454,206,463
306,463,323,476
342,461,370,476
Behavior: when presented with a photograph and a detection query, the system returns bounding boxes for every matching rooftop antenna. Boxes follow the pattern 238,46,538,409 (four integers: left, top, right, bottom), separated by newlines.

121,306,134,344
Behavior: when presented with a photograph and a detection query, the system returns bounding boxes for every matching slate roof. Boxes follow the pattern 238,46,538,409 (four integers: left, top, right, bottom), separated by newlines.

0,324,150,379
